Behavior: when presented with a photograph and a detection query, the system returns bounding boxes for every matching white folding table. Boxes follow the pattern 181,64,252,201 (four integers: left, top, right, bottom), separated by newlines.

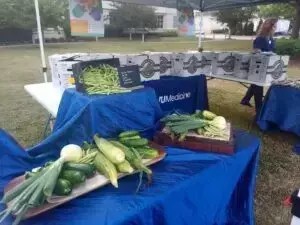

24,82,63,118
24,82,64,136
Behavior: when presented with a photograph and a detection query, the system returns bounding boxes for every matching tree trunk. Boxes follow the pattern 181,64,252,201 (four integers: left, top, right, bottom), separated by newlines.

292,0,300,39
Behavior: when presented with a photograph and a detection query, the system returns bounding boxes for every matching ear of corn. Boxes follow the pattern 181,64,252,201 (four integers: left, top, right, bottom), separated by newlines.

117,160,134,173
94,134,125,164
94,152,118,188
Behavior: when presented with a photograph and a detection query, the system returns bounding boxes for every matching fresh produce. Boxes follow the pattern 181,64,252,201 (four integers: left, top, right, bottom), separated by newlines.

94,152,119,188
202,110,217,120
54,179,72,196
64,163,95,177
60,170,86,186
80,65,131,95
161,112,228,139
119,135,141,142
118,131,140,139
110,141,152,176
136,147,159,159
60,144,83,162
117,160,134,173
94,134,125,164
1,132,162,224
120,138,149,148
0,144,85,225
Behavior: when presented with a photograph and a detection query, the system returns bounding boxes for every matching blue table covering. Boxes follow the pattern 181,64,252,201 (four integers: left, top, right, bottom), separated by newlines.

144,75,209,114
0,129,260,225
257,85,300,136
0,83,260,225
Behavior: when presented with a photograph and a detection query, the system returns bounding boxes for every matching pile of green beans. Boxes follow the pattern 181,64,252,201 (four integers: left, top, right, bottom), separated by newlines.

80,65,131,95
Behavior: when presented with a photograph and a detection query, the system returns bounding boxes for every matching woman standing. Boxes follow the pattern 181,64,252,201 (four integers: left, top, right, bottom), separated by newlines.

240,18,278,113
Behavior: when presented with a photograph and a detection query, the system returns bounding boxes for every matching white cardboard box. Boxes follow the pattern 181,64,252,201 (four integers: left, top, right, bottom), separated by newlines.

248,53,289,83
50,53,113,89
171,53,184,76
212,52,236,76
49,53,87,88
182,51,203,77
127,53,160,82
234,53,251,79
158,52,173,77
112,53,128,66
200,51,215,75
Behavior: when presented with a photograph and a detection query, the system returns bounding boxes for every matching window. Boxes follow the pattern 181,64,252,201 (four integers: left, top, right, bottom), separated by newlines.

156,15,164,29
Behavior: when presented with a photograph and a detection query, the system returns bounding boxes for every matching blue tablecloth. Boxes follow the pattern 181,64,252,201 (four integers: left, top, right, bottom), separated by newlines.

0,83,260,225
144,75,209,114
257,85,300,136
0,129,260,225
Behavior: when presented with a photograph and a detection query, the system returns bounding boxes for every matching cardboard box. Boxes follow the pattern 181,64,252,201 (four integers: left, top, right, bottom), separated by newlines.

248,53,289,84
234,53,251,79
185,51,214,76
50,53,113,89
171,53,184,76
158,52,173,77
112,53,128,66
127,53,160,82
49,53,87,88
200,51,215,75
182,51,203,77
212,52,236,76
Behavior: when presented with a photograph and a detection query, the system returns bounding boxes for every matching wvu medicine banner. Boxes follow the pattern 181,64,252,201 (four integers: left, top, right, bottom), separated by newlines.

69,0,104,37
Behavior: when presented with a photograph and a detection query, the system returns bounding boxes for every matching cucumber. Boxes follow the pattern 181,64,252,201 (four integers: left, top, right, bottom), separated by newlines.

121,138,149,147
119,135,141,142
118,131,139,139
54,179,72,196
136,147,159,159
64,163,95,177
60,170,86,186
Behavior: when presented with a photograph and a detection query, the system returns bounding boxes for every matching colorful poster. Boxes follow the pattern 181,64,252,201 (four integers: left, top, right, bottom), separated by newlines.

69,0,104,37
177,7,194,37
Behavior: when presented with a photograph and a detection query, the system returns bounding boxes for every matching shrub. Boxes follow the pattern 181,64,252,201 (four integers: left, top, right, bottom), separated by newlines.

276,38,300,56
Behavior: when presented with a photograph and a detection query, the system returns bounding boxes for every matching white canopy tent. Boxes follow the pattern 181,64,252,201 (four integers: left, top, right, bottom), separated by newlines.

33,0,292,83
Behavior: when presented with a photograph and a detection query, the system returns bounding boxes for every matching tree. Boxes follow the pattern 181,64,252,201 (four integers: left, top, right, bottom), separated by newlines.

258,2,300,39
0,0,71,38
109,3,157,40
216,7,257,37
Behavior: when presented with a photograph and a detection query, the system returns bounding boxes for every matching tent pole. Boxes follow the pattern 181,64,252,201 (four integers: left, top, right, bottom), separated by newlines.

198,10,203,52
34,0,48,83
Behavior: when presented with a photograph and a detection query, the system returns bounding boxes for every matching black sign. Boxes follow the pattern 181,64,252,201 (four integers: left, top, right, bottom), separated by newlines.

118,65,141,88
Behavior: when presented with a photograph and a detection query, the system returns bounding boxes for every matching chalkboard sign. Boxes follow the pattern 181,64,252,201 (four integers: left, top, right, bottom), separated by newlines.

118,65,141,88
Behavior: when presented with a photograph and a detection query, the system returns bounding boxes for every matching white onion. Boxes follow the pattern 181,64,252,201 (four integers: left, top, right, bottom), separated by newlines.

210,116,227,130
60,144,83,162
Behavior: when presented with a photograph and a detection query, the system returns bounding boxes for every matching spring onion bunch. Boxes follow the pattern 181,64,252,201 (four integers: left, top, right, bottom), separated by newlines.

0,145,83,225
80,65,131,95
161,111,228,140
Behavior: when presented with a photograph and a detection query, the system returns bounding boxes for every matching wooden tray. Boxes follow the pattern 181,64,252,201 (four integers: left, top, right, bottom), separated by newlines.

154,128,235,155
4,142,166,219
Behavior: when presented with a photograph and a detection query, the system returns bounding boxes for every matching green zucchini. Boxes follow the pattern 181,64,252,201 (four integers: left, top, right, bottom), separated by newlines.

118,131,139,139
63,163,95,177
54,179,72,196
60,170,86,186
121,138,149,147
119,135,141,142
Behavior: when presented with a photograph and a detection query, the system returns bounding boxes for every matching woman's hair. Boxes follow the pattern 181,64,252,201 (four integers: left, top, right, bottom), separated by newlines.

257,18,278,37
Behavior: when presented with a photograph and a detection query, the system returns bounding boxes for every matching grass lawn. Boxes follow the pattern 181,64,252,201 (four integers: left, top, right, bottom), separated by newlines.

1,38,300,225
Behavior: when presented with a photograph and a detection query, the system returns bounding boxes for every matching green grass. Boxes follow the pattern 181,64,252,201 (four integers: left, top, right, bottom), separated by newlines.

0,39,299,225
